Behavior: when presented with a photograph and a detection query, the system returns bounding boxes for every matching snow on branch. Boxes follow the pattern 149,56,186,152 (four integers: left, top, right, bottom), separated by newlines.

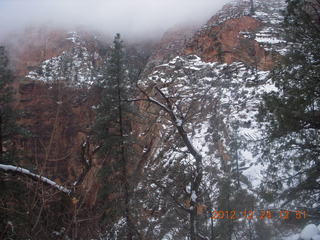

148,97,172,113
130,84,202,162
0,164,71,194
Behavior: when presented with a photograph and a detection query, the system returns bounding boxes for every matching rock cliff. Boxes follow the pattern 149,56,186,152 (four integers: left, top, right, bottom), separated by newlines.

4,0,290,238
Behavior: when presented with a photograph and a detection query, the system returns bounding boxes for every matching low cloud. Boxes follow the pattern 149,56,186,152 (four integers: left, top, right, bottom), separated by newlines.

0,0,230,40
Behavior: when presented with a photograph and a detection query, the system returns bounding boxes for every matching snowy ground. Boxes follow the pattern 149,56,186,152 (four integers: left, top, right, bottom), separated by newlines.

283,224,320,240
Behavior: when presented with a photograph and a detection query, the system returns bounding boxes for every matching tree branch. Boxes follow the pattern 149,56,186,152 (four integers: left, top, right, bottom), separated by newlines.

0,164,71,195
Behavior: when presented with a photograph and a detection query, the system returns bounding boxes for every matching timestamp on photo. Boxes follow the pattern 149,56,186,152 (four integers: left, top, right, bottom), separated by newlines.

211,210,308,220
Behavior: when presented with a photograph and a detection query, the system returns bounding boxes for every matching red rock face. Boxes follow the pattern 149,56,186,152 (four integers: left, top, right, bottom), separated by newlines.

14,78,157,207
14,80,104,206
148,24,198,65
16,80,94,177
184,16,275,70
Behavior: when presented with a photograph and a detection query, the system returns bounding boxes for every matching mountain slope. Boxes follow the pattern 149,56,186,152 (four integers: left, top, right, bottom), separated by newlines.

3,0,316,239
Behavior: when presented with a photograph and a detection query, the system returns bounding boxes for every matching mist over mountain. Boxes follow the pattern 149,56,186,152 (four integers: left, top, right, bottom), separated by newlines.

0,0,230,41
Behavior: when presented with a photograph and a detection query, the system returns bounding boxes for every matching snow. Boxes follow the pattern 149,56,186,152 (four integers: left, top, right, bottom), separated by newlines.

162,232,173,240
143,53,275,190
255,36,284,44
176,118,183,127
254,11,269,17
233,0,289,54
191,191,197,202
26,31,100,86
241,150,263,186
186,183,191,194
283,224,320,240
300,224,320,240
0,164,71,194
283,234,300,240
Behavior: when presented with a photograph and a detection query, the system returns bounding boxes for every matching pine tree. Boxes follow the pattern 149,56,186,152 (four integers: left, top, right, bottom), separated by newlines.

93,34,139,239
257,0,320,209
0,46,31,239
0,46,19,164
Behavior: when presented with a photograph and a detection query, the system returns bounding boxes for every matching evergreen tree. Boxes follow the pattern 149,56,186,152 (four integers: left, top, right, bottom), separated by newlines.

257,0,320,210
93,34,139,239
0,46,31,239
0,46,19,164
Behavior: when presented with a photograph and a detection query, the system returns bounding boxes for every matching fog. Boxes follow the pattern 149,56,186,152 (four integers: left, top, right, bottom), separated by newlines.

0,0,230,41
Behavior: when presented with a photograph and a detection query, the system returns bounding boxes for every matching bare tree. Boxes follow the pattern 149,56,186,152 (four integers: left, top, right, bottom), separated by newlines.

129,83,206,240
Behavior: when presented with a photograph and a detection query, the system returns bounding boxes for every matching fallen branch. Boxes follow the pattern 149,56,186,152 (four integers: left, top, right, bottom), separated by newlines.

0,164,71,195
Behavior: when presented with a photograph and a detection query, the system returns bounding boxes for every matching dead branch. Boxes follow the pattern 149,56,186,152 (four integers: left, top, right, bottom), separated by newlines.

0,164,71,195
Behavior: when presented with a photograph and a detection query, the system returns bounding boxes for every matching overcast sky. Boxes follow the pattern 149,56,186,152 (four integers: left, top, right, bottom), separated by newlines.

0,0,230,40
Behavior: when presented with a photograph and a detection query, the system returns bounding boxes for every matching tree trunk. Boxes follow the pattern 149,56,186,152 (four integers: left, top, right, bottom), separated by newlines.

190,207,196,240
250,0,255,15
0,113,3,163
210,212,215,240
117,72,133,240
153,87,204,240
